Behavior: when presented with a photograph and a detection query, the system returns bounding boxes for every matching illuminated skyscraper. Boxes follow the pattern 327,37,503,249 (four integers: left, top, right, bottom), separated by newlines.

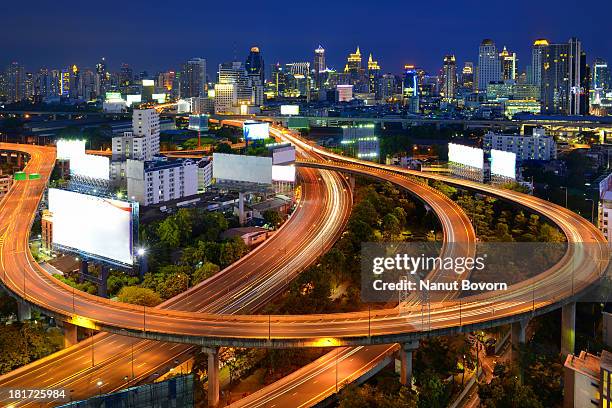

367,53,381,93
541,38,587,115
593,58,610,92
345,46,363,74
6,62,25,102
180,58,207,98
461,62,474,89
478,39,501,91
402,65,419,113
531,39,549,87
441,55,457,100
245,46,265,82
314,45,325,74
499,46,517,81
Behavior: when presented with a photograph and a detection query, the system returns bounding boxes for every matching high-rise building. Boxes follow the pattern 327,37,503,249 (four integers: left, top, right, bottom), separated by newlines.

314,45,325,74
180,58,207,98
95,57,109,97
367,53,381,93
541,38,587,115
499,47,517,81
531,39,549,87
245,47,264,106
461,62,474,89
245,47,264,82
478,39,501,91
214,83,238,114
376,73,397,102
218,61,252,103
6,62,25,103
441,55,457,100
593,58,610,92
402,65,419,113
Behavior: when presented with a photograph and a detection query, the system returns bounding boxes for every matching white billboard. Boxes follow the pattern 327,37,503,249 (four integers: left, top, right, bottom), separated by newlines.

490,149,517,179
126,95,142,107
152,93,167,103
448,143,484,169
272,145,296,165
272,165,296,182
71,155,110,180
57,139,86,160
213,153,272,184
142,79,154,87
280,105,299,115
49,189,135,265
243,121,269,140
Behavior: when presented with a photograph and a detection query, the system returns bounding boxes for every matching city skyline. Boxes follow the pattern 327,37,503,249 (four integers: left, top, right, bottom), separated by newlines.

2,0,611,75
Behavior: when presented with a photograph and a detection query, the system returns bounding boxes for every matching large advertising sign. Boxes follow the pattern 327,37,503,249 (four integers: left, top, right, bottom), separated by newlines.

280,105,299,115
213,153,272,184
71,155,110,180
56,139,86,160
490,149,517,179
272,165,296,182
448,143,484,169
56,139,110,180
49,189,136,265
243,121,269,140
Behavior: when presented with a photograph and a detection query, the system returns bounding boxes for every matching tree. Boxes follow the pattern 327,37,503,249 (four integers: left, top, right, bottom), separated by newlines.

215,143,233,154
159,271,190,299
263,210,283,229
478,363,543,408
117,286,162,306
192,262,221,285
382,213,401,240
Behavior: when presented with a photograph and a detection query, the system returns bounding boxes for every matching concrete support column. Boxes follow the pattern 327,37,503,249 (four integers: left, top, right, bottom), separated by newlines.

238,192,246,226
78,260,89,283
204,347,220,407
348,176,355,193
97,265,110,298
561,302,576,356
62,322,78,348
399,340,419,387
511,319,528,361
17,301,31,321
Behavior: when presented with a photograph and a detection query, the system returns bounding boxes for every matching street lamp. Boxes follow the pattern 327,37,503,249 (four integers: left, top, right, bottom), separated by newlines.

96,380,103,397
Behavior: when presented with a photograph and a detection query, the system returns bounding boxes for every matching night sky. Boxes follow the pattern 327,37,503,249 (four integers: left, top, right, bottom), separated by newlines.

2,0,611,76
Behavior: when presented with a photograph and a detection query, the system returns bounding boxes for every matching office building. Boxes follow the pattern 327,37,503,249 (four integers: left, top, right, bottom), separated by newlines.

341,125,379,161
6,62,25,103
402,65,419,113
461,62,474,89
111,109,161,186
531,39,549,87
314,45,325,88
563,350,612,408
214,83,238,114
499,47,517,81
367,53,381,93
336,84,353,102
541,38,587,115
483,128,557,161
441,55,457,101
197,157,213,192
180,58,207,98
478,39,502,91
218,61,253,104
127,156,198,206
245,47,264,82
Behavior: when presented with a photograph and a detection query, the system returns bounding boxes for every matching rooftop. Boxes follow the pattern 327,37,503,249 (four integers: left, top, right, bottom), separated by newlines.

564,351,600,380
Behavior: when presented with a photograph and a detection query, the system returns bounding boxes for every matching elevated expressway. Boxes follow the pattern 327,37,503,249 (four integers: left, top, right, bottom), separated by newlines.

0,141,353,406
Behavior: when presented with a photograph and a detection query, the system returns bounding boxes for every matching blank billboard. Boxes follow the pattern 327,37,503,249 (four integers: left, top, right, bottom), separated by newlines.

49,189,135,265
213,153,272,184
272,165,296,182
243,121,269,140
490,149,517,179
71,154,110,180
280,105,299,115
57,139,86,160
448,143,484,169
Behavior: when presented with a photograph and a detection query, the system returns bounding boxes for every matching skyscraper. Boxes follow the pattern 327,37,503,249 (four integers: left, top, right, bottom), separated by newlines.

245,47,264,106
441,55,457,101
499,47,517,81
245,47,265,82
531,39,549,87
367,54,381,93
478,39,501,91
314,45,325,74
461,62,474,89
541,38,587,115
593,58,610,92
180,58,207,98
6,62,25,103
402,65,419,113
